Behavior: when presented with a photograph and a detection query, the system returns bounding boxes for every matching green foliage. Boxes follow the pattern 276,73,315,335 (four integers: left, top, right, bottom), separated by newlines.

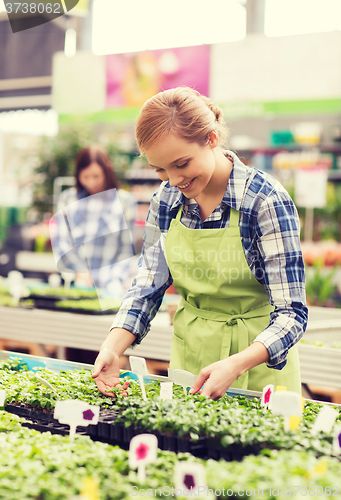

55,298,121,312
28,287,100,299
305,262,338,306
31,124,93,217
30,123,134,219
0,410,340,499
1,361,341,461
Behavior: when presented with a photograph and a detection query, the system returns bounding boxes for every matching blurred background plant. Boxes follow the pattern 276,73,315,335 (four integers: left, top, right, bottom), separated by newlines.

305,260,340,307
30,122,136,221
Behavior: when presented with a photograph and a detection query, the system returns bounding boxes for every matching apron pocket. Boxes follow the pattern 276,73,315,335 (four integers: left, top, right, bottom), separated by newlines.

169,331,185,370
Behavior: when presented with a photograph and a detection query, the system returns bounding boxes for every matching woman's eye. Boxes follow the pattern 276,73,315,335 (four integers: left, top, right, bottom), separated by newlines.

176,161,188,168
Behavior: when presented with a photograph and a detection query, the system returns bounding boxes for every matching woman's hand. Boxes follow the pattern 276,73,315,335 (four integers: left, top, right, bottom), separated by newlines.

92,349,129,397
189,342,269,400
189,357,240,399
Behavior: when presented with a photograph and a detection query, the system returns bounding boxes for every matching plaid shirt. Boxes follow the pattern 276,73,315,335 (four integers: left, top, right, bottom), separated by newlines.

112,151,308,369
51,187,136,291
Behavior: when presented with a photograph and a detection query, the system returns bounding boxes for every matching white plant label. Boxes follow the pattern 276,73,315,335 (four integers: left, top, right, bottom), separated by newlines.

174,462,207,498
35,374,59,396
270,391,302,431
129,434,158,482
332,425,341,455
172,369,197,396
261,384,274,409
48,273,61,288
270,391,302,416
0,389,6,407
129,356,148,375
54,400,99,440
311,405,338,436
129,356,148,401
160,381,173,401
61,270,76,290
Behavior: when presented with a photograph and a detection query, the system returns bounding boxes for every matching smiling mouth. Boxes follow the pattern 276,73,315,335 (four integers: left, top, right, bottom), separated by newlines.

178,180,193,189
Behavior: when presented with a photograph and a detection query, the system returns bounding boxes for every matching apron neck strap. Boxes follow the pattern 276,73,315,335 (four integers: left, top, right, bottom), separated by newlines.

176,205,240,226
229,207,240,227
176,205,183,221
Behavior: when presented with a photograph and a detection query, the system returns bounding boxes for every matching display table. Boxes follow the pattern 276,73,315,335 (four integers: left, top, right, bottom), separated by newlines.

1,305,341,388
0,306,173,361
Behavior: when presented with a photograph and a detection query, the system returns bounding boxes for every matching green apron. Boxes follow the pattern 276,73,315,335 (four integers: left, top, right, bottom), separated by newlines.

165,205,301,394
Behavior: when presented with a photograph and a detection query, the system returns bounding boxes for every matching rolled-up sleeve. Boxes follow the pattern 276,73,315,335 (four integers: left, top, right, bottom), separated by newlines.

110,185,172,345
251,190,308,369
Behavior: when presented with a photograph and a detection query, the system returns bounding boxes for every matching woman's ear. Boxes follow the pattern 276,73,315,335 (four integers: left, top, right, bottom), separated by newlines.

208,131,219,148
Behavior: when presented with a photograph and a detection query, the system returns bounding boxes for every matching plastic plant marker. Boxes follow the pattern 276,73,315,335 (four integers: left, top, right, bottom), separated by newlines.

289,415,301,431
129,434,158,483
311,405,338,436
174,462,207,498
270,391,302,416
48,273,61,288
9,283,24,305
80,477,100,500
270,391,302,431
129,356,148,375
34,374,59,396
160,381,173,401
261,384,274,408
61,270,75,290
307,460,328,478
0,389,5,407
8,271,24,306
129,356,148,401
332,425,341,455
276,385,287,392
302,397,306,411
172,369,197,396
54,400,99,440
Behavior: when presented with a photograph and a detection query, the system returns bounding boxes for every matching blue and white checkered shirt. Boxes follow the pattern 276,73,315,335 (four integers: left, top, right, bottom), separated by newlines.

51,187,136,292
112,151,308,369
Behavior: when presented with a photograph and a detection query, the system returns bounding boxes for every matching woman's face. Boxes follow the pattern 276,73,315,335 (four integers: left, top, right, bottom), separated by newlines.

78,162,106,195
145,133,218,199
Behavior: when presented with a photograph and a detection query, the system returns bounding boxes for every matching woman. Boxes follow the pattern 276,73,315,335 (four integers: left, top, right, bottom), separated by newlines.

92,88,308,399
52,145,136,294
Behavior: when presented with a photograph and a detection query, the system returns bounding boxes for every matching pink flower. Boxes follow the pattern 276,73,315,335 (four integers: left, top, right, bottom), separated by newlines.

264,388,272,405
135,443,149,460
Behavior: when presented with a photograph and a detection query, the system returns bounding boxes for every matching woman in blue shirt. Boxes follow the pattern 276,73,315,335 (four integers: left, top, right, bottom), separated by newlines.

52,145,136,294
92,87,307,399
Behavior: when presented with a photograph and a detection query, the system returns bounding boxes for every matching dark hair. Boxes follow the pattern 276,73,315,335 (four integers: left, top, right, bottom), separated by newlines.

75,145,120,193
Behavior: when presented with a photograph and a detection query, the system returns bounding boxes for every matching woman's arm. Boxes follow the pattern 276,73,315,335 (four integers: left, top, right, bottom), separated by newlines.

92,183,173,395
250,189,308,368
190,185,307,399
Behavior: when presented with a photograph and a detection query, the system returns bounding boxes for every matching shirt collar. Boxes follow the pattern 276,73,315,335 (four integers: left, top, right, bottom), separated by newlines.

169,150,248,213
221,150,248,211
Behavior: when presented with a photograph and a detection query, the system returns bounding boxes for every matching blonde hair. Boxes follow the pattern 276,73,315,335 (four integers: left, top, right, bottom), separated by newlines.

135,86,229,154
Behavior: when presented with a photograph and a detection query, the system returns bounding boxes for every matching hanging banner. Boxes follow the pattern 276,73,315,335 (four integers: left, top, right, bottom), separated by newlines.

106,45,210,108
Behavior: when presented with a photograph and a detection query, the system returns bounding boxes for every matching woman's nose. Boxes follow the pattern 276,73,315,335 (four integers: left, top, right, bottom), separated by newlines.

168,173,184,187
